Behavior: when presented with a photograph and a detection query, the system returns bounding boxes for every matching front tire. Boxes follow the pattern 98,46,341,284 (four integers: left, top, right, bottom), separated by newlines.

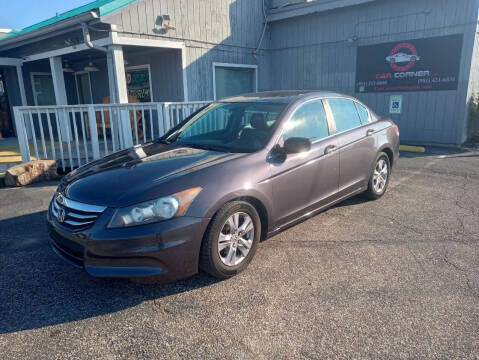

364,152,391,200
199,201,261,279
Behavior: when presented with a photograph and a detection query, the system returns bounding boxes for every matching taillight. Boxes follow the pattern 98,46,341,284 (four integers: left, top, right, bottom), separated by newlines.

392,124,399,136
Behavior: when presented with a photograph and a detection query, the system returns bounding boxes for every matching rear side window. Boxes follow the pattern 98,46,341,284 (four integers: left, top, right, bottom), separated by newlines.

327,99,362,133
355,102,370,124
283,100,329,142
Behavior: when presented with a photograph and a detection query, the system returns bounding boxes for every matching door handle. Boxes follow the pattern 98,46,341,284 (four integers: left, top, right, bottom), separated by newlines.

367,129,375,136
324,144,337,154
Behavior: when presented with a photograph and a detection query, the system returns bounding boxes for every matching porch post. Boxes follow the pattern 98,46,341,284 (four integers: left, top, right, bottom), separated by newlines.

106,50,117,104
49,56,71,141
49,56,68,105
15,65,27,106
107,45,132,147
13,107,30,163
14,65,31,139
181,44,189,102
107,45,128,104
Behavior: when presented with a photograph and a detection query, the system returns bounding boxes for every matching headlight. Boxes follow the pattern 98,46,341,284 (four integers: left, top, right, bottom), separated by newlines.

108,187,202,228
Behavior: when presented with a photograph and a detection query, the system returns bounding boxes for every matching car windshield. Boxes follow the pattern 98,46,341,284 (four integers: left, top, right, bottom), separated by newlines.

163,102,287,153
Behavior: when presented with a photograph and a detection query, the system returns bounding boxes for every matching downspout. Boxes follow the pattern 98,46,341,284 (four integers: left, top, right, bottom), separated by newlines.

81,21,119,102
253,0,268,56
81,22,108,52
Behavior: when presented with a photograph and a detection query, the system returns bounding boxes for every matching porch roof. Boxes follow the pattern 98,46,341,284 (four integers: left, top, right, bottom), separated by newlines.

0,0,137,41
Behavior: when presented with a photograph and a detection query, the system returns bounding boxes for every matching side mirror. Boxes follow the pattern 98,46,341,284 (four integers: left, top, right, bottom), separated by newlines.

283,137,312,154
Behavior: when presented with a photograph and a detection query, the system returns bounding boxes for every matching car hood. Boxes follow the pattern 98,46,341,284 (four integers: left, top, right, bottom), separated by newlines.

59,142,243,207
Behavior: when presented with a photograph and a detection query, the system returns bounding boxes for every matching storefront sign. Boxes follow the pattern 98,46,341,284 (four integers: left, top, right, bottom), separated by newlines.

355,34,463,93
126,67,151,102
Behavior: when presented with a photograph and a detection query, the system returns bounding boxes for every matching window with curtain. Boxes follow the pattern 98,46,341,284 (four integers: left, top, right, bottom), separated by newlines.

214,65,256,100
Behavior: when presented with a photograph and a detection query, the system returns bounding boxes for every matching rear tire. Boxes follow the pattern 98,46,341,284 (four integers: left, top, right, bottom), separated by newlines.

199,201,261,279
364,152,391,200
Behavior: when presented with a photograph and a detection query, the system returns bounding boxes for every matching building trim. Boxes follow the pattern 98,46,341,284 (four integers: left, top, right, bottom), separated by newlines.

0,57,23,66
267,0,375,22
113,35,184,49
23,37,112,62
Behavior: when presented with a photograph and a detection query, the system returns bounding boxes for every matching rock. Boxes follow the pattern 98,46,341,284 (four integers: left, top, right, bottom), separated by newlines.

5,160,58,187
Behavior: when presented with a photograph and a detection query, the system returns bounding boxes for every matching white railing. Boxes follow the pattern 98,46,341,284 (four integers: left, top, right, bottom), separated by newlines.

13,101,211,171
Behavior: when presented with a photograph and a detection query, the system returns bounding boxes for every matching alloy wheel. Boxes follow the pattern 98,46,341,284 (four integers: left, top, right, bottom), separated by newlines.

373,158,388,194
217,212,254,267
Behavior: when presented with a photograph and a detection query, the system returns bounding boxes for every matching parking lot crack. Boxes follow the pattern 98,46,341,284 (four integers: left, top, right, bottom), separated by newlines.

406,245,427,273
451,175,479,238
375,213,424,236
454,175,476,211
443,250,479,301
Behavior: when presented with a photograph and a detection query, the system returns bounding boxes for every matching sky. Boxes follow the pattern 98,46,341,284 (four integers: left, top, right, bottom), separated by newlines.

0,0,92,30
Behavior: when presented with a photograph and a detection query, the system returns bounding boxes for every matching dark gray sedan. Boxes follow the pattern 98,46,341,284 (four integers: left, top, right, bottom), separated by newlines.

47,91,399,281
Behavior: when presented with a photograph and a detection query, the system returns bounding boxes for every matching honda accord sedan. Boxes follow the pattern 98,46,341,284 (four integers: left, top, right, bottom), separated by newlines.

47,91,399,281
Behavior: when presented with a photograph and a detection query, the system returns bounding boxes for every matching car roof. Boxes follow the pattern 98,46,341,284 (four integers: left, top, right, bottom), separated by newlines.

219,90,348,104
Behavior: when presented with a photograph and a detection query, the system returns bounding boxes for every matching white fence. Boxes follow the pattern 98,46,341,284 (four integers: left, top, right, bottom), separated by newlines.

13,101,210,171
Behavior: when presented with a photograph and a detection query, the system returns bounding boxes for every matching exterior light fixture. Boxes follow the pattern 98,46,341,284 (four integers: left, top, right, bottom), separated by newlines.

84,56,99,72
63,62,74,73
347,36,358,45
154,15,175,34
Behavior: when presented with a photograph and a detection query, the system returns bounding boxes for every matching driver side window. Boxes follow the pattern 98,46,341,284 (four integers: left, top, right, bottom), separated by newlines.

283,99,329,142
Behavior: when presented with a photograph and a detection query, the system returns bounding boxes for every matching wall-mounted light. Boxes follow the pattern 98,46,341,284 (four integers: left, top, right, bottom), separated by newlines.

347,36,358,45
154,15,175,34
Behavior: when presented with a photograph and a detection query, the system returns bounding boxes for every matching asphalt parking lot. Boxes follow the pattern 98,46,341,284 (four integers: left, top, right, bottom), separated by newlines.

0,148,478,359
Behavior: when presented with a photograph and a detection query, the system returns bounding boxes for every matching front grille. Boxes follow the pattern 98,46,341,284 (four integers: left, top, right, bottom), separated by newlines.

51,193,106,231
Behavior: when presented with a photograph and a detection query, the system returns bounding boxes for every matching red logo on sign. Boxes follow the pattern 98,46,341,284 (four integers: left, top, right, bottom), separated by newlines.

385,43,420,72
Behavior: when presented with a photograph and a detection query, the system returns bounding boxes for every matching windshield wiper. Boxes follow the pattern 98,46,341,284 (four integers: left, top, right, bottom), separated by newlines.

156,139,171,145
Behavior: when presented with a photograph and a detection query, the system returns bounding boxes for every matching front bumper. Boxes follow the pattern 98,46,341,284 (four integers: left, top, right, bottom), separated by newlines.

47,204,210,281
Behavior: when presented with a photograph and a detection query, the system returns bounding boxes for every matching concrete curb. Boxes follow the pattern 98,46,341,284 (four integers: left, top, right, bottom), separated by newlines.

399,145,426,153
